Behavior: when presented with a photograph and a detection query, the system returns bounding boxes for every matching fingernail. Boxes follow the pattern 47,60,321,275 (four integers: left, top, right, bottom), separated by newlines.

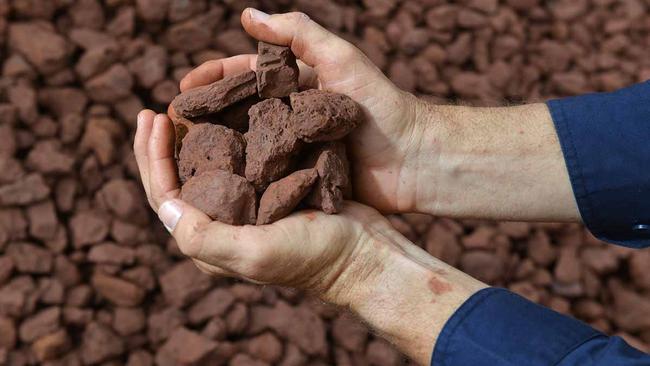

249,8,270,21
136,111,145,127
159,200,182,233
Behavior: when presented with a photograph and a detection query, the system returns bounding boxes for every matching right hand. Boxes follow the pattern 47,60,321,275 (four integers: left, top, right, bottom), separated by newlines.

178,8,431,214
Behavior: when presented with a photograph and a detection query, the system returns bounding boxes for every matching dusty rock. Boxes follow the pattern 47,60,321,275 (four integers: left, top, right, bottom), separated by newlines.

88,243,135,266
256,42,299,98
0,173,50,206
181,170,257,225
188,288,235,324
244,332,284,363
69,210,111,248
159,260,212,308
178,124,246,182
32,329,70,362
304,142,350,214
8,22,70,75
244,98,301,191
91,273,145,307
257,169,317,225
156,327,217,365
0,316,16,349
332,313,368,351
6,242,53,274
113,307,145,336
85,64,134,102
290,89,361,143
172,71,257,118
19,306,60,343
26,201,59,241
80,322,125,365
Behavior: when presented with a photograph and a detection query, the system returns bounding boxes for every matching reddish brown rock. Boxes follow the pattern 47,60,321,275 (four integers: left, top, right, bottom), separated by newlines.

609,280,650,332
178,124,246,183
69,210,111,248
188,288,235,324
0,173,50,206
113,307,145,336
19,306,61,343
26,140,75,174
629,250,650,290
304,142,350,214
332,313,368,351
85,63,134,102
256,42,299,98
155,327,217,366
181,170,257,225
91,272,145,307
290,89,360,143
366,339,401,366
0,256,13,285
244,332,284,363
0,316,16,349
80,322,125,365
244,98,301,191
459,250,505,283
87,243,135,266
8,22,70,75
6,242,53,274
159,260,213,308
257,169,317,225
172,71,257,118
26,201,59,241
95,179,148,224
32,329,70,362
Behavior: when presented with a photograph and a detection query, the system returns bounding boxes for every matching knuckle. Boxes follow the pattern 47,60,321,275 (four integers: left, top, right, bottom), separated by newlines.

181,221,209,258
289,11,311,24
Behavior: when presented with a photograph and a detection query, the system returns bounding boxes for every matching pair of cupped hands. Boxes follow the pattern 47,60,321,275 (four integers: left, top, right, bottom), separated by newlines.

134,9,437,307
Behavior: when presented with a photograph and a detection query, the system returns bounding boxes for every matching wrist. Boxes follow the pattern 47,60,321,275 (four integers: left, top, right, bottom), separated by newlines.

342,222,486,364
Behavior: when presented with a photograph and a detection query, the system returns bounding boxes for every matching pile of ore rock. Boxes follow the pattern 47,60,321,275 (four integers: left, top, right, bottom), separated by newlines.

170,42,360,225
0,0,648,365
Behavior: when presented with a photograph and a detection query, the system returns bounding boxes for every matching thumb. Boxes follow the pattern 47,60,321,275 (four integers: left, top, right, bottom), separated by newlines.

158,199,241,264
241,8,360,69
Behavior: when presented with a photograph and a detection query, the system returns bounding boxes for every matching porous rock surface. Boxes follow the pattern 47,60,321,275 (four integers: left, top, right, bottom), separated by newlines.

180,170,257,225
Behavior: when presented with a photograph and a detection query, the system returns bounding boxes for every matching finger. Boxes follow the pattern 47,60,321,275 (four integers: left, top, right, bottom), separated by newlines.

181,54,318,91
134,109,156,205
180,54,257,92
147,114,180,210
241,8,361,68
158,199,245,265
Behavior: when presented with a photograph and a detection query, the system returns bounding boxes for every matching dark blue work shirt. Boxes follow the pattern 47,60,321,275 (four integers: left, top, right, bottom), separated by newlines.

431,81,650,365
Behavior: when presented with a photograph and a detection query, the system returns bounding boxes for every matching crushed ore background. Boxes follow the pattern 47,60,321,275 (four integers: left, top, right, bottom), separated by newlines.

0,0,649,365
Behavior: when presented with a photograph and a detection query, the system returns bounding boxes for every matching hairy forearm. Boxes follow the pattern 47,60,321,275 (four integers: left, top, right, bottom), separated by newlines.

342,225,486,365
407,97,579,222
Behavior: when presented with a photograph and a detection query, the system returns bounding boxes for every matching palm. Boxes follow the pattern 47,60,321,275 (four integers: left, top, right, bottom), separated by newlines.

314,54,418,213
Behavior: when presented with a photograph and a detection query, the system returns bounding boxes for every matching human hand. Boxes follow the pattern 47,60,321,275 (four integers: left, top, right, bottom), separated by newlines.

173,8,429,214
135,109,395,306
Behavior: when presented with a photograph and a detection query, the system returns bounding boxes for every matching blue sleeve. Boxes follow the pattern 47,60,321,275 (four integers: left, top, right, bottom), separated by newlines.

431,288,650,366
546,81,650,248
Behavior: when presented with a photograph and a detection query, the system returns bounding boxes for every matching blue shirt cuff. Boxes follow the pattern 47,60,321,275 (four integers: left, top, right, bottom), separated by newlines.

547,80,650,248
431,288,599,366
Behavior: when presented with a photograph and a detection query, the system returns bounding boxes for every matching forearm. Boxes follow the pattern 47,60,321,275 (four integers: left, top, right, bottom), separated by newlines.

342,224,486,365
408,96,579,222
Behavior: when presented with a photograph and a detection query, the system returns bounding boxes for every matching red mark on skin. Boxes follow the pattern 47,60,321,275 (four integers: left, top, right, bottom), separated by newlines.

304,212,317,221
428,274,452,303
518,130,524,135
